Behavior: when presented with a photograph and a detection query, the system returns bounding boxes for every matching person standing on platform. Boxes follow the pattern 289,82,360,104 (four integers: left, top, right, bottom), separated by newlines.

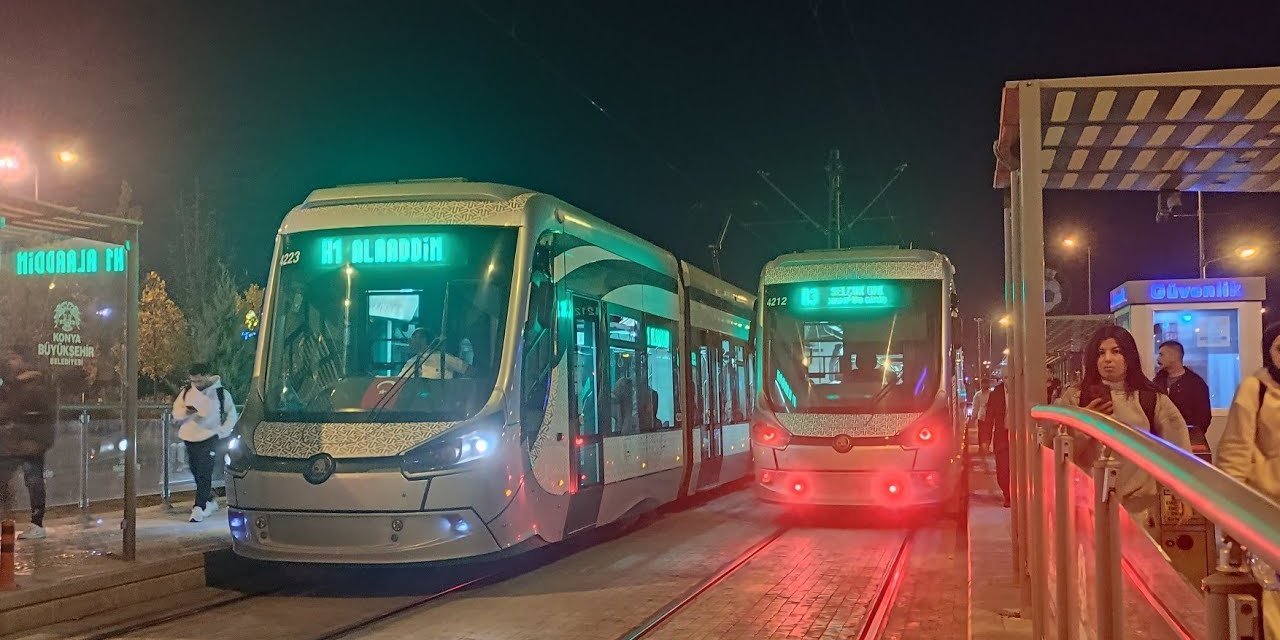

0,346,56,539
1046,366,1063,404
972,382,992,455
986,376,1010,507
1216,322,1280,638
1056,326,1191,515
1154,340,1213,454
172,363,237,523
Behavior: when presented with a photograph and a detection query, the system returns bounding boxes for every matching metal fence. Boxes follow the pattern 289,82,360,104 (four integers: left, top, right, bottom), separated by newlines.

2,403,239,512
1020,404,1280,640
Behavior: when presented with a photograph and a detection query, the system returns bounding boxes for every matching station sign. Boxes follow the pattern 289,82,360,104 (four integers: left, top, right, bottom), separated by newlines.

1109,277,1266,312
13,245,127,276
37,300,97,367
315,234,446,267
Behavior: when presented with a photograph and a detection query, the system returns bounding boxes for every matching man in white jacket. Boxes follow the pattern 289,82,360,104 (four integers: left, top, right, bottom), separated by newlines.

171,363,237,523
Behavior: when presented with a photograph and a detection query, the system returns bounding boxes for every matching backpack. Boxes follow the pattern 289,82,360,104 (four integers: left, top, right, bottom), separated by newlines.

183,384,228,424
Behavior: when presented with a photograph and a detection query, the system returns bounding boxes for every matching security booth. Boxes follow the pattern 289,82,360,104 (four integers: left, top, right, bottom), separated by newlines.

1110,276,1267,453
0,194,143,560
1110,276,1266,587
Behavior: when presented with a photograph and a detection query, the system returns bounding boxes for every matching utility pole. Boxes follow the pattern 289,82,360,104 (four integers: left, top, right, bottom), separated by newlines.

709,213,732,279
825,149,844,249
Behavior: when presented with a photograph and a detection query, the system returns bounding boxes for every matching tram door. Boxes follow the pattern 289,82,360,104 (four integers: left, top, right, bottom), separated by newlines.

697,334,724,486
566,296,605,534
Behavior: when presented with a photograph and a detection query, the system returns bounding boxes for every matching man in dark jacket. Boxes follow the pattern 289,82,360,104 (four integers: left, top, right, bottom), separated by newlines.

0,346,56,539
987,377,1010,508
1155,340,1213,452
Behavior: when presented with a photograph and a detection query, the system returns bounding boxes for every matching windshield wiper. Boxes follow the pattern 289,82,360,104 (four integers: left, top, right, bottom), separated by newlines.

367,338,445,424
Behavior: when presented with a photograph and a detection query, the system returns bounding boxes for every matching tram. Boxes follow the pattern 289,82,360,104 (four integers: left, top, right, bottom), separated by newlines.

750,248,965,507
225,179,754,563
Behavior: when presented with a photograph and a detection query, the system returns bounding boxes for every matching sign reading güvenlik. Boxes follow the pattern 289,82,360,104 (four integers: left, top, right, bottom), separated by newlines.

38,300,97,367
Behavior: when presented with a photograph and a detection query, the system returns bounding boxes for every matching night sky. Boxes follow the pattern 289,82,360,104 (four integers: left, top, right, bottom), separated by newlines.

3,1,1280,332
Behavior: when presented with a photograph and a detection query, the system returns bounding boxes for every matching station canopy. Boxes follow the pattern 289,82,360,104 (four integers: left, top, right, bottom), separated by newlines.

0,193,130,244
995,67,1280,193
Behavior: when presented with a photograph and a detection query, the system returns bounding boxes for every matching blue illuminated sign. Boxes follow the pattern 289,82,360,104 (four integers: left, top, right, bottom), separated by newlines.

1149,280,1243,302
1108,287,1128,311
1110,277,1265,311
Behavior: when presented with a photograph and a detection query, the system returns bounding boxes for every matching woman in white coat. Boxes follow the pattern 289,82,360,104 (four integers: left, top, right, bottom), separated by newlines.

1217,322,1280,636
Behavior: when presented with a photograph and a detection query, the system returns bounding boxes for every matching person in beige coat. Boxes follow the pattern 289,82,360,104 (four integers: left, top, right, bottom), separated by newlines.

1217,322,1280,636
1055,325,1191,515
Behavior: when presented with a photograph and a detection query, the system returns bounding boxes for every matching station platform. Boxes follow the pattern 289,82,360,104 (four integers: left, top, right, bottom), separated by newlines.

0,448,1190,639
0,499,234,636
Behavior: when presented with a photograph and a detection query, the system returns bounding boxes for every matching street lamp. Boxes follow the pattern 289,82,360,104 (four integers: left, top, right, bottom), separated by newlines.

0,146,79,200
1061,234,1094,314
1201,244,1261,278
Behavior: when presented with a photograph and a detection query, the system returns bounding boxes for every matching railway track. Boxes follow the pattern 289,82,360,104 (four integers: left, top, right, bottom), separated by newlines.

618,526,917,640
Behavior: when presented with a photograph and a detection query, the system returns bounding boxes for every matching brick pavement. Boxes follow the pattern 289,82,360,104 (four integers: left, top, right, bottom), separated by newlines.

644,528,906,640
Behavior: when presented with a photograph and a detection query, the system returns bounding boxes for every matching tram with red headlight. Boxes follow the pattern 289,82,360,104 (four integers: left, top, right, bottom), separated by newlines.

751,248,964,507
225,180,754,564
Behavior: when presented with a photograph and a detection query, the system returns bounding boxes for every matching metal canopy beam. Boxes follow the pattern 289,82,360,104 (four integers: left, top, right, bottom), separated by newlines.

994,67,1280,192
0,192,143,561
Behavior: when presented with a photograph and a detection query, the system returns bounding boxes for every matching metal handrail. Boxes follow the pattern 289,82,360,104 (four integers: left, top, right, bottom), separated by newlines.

1032,404,1280,570
1026,403,1276,640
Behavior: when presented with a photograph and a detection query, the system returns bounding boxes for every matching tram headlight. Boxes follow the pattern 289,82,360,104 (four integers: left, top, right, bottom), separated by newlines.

401,429,498,477
226,434,254,474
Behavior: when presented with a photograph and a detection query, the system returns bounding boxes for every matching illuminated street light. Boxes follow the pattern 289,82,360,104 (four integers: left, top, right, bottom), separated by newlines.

1202,244,1262,278
1060,234,1094,314
998,314,1011,327
1003,348,1010,355
0,145,83,200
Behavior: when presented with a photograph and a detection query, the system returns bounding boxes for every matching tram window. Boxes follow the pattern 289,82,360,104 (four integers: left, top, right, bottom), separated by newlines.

720,339,735,423
609,347,640,435
804,322,845,385
733,343,748,422
609,313,640,343
572,304,601,437
644,320,676,430
520,242,556,440
700,341,718,426
262,225,517,423
578,440,602,487
689,348,704,428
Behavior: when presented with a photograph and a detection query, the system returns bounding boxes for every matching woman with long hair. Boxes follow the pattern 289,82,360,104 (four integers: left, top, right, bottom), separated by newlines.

1217,322,1280,637
1056,325,1191,513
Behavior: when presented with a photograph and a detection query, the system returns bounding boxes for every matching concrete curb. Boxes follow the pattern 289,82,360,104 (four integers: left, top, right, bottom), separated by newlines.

0,545,256,637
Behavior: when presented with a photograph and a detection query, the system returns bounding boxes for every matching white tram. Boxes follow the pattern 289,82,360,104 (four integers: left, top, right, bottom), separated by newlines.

750,248,965,507
225,180,754,563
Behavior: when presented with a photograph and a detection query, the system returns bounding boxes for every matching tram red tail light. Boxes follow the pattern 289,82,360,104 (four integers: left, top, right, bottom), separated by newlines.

792,481,806,494
751,421,791,449
759,471,773,484
902,414,946,449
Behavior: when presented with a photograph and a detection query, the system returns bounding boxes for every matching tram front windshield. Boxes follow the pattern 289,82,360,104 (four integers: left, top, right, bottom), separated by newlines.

762,280,942,414
263,225,518,423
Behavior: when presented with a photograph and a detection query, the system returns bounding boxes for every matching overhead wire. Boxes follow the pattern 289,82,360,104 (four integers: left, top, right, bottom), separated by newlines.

519,2,803,254
465,0,698,195
838,0,913,245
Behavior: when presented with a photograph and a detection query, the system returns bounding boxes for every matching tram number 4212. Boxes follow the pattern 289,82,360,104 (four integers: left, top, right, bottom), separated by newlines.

765,296,788,307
